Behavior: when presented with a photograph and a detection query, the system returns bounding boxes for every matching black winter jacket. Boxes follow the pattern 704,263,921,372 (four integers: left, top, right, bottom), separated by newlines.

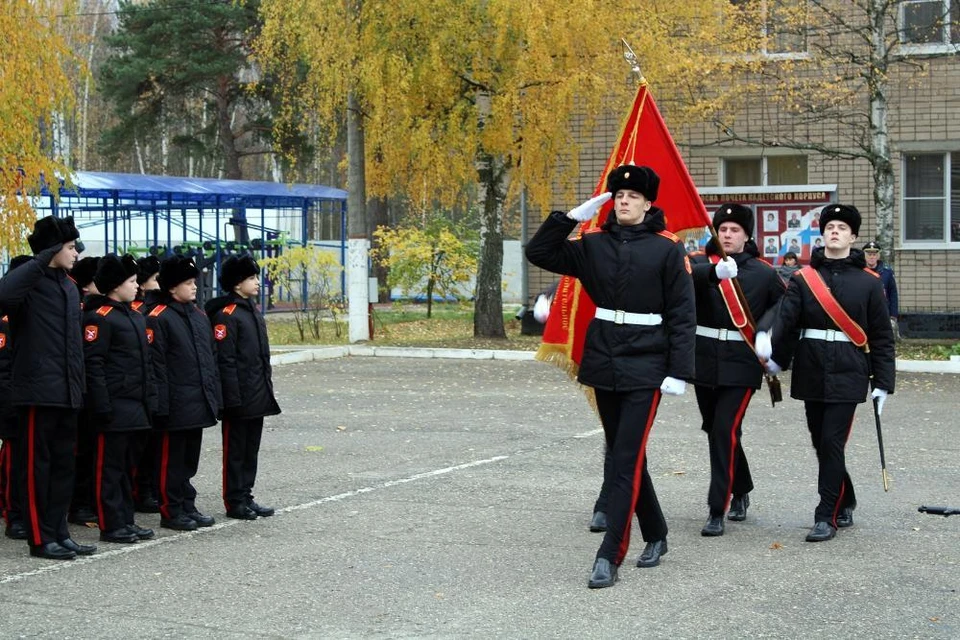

525,208,696,391
82,296,157,431
0,314,14,437
759,248,896,403
146,297,222,430
0,259,84,408
205,294,281,420
690,240,786,389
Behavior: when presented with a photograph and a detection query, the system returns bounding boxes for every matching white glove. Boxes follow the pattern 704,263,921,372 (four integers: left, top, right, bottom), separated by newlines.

715,257,738,280
659,376,686,396
871,388,888,415
566,193,612,222
755,331,773,360
533,294,552,323
765,359,782,375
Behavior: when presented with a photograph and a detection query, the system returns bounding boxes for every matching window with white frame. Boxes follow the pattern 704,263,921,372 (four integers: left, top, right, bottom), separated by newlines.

723,155,808,186
902,153,960,243
899,0,960,48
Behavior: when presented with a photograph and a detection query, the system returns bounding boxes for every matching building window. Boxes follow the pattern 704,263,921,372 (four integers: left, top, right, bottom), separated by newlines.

731,0,808,56
899,0,960,48
903,153,960,243
723,155,808,186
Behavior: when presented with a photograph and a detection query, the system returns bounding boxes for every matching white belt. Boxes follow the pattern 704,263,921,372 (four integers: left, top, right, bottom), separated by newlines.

801,328,851,343
696,326,745,341
594,307,662,326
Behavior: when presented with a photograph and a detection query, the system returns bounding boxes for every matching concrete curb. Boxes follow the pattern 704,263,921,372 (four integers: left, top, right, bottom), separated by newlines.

270,345,537,366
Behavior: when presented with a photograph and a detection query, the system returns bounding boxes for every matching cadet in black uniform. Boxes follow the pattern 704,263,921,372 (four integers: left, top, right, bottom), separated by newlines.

689,205,786,536
526,165,696,589
206,255,281,520
130,254,162,513
146,256,222,531
0,255,33,540
84,255,158,543
0,216,96,560
69,256,102,527
757,204,895,542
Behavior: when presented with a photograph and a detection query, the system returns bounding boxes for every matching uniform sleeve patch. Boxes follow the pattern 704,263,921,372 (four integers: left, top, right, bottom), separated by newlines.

84,325,99,342
0,333,6,349
145,328,154,344
684,255,692,275
214,324,228,341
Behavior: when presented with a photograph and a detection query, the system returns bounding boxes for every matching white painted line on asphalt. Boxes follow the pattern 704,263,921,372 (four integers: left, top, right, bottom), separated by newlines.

572,428,603,439
0,454,511,586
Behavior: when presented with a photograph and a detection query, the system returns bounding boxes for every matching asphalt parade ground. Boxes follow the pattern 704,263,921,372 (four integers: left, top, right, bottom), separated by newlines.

0,355,957,638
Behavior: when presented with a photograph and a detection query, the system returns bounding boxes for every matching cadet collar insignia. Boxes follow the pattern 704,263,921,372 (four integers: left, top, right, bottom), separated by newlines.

84,325,99,342
96,305,113,317
145,328,154,344
214,323,228,341
148,304,167,317
223,304,237,315
0,333,6,349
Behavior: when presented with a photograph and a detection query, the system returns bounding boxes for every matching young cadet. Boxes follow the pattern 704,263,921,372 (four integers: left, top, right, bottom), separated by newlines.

525,165,696,589
130,254,163,513
83,255,158,543
147,256,222,531
69,255,102,527
689,204,786,536
0,216,96,560
0,256,34,540
206,255,281,520
757,204,895,542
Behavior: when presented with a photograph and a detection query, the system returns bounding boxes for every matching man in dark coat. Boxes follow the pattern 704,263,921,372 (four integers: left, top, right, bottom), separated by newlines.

757,204,895,542
0,216,96,559
84,255,158,543
689,204,787,536
206,255,281,520
863,240,900,338
526,165,696,589
0,255,34,540
147,256,223,531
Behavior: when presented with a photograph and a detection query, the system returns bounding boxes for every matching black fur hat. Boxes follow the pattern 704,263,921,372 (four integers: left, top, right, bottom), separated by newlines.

8,255,33,272
606,165,660,202
71,256,101,289
219,254,260,292
158,255,199,291
95,254,140,295
136,255,161,285
27,216,80,254
712,203,755,239
819,204,861,236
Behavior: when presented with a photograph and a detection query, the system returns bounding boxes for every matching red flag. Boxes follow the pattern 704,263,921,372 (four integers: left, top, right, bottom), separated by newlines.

536,82,710,373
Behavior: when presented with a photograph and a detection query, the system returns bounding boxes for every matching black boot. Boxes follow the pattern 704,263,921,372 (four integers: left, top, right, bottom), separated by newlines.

836,507,854,528
636,539,668,568
701,515,724,537
587,557,618,589
728,494,750,521
805,521,836,542
588,511,607,533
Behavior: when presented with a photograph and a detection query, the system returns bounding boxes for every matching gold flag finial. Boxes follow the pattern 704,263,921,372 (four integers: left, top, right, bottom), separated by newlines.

621,39,646,85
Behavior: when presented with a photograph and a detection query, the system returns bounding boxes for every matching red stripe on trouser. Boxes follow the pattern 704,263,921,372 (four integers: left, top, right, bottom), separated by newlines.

616,390,662,564
221,420,230,510
159,433,171,519
26,408,42,545
830,413,857,525
95,433,106,530
722,389,754,512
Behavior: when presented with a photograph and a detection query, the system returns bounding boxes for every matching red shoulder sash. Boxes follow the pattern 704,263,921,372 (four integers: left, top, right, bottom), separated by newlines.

797,267,868,347
708,255,755,343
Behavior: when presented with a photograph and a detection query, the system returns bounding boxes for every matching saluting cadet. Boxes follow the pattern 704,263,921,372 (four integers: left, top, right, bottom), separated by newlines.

130,254,163,513
757,204,895,542
0,216,96,560
526,165,696,589
689,204,786,536
83,255,158,544
0,255,33,541
206,255,281,520
69,255,102,527
146,256,222,531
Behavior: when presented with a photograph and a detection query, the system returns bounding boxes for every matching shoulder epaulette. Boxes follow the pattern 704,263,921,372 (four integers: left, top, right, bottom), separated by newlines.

756,259,775,269
657,230,680,243
582,227,604,235
96,305,113,317
689,250,706,257
223,303,237,315
131,300,144,312
863,268,880,278
148,304,167,318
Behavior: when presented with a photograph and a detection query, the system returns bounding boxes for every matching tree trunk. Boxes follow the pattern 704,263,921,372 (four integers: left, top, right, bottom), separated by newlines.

346,90,370,342
868,0,895,266
474,151,507,338
216,77,242,179
368,195,390,301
